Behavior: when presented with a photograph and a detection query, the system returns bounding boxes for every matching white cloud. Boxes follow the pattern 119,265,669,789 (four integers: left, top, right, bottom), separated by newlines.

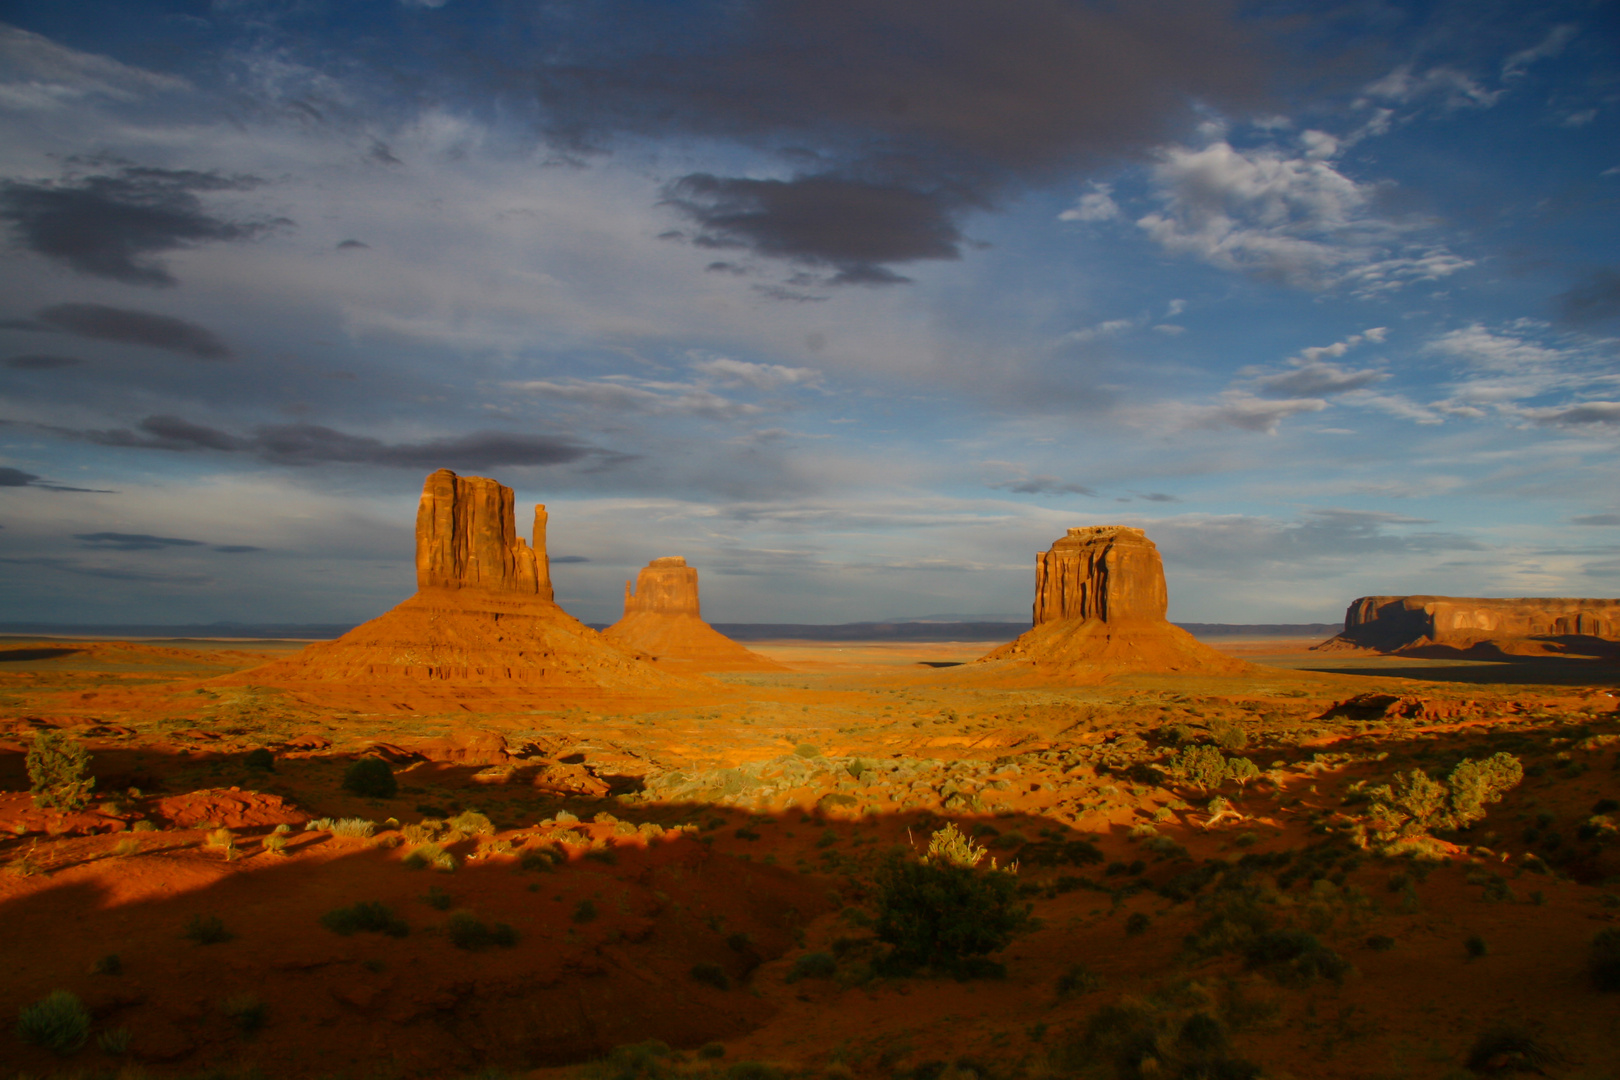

1059,183,1121,223
506,377,767,421
1136,391,1327,435
1135,141,1471,292
1520,402,1620,427
1502,24,1578,80
689,357,823,391
1059,318,1134,344
1358,64,1501,110
1261,362,1386,397
0,24,189,110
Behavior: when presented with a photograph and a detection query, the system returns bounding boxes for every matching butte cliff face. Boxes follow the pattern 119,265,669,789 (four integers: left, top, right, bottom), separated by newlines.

605,557,784,672
976,526,1247,679
227,470,686,705
1320,594,1620,656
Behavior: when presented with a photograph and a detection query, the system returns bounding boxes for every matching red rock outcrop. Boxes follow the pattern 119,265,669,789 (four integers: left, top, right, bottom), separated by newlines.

1317,595,1620,657
223,470,689,704
605,557,785,672
974,526,1248,679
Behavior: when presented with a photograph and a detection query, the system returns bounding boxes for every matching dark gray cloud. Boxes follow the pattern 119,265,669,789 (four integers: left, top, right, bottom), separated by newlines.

1572,513,1620,526
0,466,112,493
665,174,964,283
75,531,204,551
1259,363,1387,397
337,239,369,250
0,165,284,286
551,555,591,563
1557,268,1620,325
0,556,211,585
74,415,617,471
8,303,233,360
988,476,1097,496
4,354,83,369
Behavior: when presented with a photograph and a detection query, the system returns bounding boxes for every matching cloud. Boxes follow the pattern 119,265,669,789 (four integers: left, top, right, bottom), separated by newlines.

551,555,590,563
689,357,822,391
663,174,963,285
4,353,82,369
6,303,233,360
0,165,285,286
988,476,1097,496
1260,362,1386,397
1059,183,1120,223
1571,514,1620,526
1060,319,1134,344
1172,392,1328,434
0,556,210,585
1304,508,1434,527
0,465,112,493
1556,268,1620,325
1136,141,1470,292
0,24,189,107
74,531,204,551
508,377,768,420
1502,24,1578,80
1358,65,1500,110
1522,402,1620,427
68,415,614,469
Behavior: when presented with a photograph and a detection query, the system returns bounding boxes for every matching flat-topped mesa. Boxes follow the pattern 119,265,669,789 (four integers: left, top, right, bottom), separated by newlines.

1322,594,1620,655
416,468,552,600
622,556,700,617
1034,526,1167,625
975,525,1247,679
606,556,784,672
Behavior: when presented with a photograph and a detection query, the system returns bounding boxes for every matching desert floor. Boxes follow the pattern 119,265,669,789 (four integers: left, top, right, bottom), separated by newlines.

1,635,1617,1080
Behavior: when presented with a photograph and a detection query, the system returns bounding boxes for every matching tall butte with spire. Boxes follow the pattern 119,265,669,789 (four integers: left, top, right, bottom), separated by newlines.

228,469,686,707
604,557,785,672
974,526,1247,679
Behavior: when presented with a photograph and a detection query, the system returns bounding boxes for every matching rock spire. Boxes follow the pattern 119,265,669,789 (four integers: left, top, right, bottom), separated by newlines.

606,556,785,672
416,468,552,599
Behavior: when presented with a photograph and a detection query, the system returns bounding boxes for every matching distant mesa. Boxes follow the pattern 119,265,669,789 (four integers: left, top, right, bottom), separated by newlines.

1317,595,1620,659
605,557,786,673
225,469,688,706
972,526,1249,680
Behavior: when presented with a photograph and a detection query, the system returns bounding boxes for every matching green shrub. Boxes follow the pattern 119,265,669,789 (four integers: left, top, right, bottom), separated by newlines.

1589,927,1620,991
1243,929,1348,984
220,993,266,1036
1465,1024,1565,1074
321,901,409,937
690,962,731,990
446,912,517,950
1465,934,1488,960
26,729,95,810
785,951,837,983
447,809,494,836
243,748,275,771
96,1026,131,1055
581,1040,677,1080
698,1043,726,1060
873,825,1031,975
184,913,234,944
16,990,90,1055
329,817,376,838
92,953,122,975
573,899,598,923
1172,744,1229,790
1367,753,1523,841
342,757,397,799
424,886,453,911
1125,912,1150,936
1055,964,1104,997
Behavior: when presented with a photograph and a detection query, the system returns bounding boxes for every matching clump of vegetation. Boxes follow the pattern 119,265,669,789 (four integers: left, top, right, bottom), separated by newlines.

342,757,397,799
573,899,598,923
1589,927,1620,991
1049,998,1259,1080
578,1039,679,1080
447,809,494,836
96,1027,131,1055
1366,753,1523,842
1168,745,1257,792
15,990,90,1055
1465,934,1488,960
26,729,95,810
183,913,234,944
1055,964,1105,998
872,823,1031,976
784,952,837,983
1465,1023,1565,1075
1243,929,1349,984
243,748,275,771
321,901,409,937
690,962,731,990
220,993,267,1036
403,843,457,871
329,817,377,838
423,886,453,911
1125,912,1151,936
92,953,122,975
446,911,517,950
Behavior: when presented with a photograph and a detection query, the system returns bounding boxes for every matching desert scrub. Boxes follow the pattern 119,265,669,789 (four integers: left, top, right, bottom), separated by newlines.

321,900,409,937
1049,998,1259,1080
220,993,267,1035
1465,1023,1565,1074
447,809,495,836
343,756,397,798
1055,964,1105,998
873,823,1031,976
329,817,377,838
183,913,234,944
785,951,837,983
243,748,275,771
1366,753,1523,842
1243,929,1349,984
96,1026,131,1055
690,962,731,990
423,886,453,910
15,990,90,1055
446,911,517,950
404,843,456,871
26,729,95,810
573,898,599,923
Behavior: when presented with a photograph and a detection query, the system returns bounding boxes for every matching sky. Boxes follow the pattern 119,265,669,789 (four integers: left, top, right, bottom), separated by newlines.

0,0,1617,628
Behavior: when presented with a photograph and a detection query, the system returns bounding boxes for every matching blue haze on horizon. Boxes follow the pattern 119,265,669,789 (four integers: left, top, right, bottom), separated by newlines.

0,0,1616,628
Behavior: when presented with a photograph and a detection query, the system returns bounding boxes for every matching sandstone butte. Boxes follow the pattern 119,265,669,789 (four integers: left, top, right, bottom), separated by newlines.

1317,594,1620,656
223,469,688,704
972,526,1248,679
604,557,786,673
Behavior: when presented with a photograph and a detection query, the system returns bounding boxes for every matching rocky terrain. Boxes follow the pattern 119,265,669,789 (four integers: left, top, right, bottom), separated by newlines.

1322,596,1620,658
1,476,1618,1080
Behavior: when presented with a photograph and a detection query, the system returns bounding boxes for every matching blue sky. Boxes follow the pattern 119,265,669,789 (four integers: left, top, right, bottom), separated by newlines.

0,0,1616,627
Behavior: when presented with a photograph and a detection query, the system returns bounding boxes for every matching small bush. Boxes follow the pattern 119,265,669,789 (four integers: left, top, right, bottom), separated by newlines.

16,990,90,1055
1244,929,1349,984
342,757,397,799
26,729,95,810
1368,753,1523,841
1366,934,1395,951
1125,912,1150,936
446,911,517,950
573,899,598,923
220,993,266,1036
92,953,122,975
1589,927,1620,991
183,913,234,944
330,817,376,838
582,1040,677,1080
690,962,731,990
321,901,409,937
698,1042,727,1060
1465,934,1488,960
1055,964,1104,997
263,833,288,856
424,886,453,911
96,1026,131,1055
243,748,275,771
447,809,494,836
1172,745,1229,791
785,952,837,983
1465,1023,1565,1074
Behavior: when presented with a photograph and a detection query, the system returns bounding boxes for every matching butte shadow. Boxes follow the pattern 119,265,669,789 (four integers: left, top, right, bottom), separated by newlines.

604,556,787,674
218,469,698,711
936,526,1252,687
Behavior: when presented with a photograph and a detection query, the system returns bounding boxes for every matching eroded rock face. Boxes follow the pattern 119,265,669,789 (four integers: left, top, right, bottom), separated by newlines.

623,556,701,617
1033,526,1168,625
1328,595,1620,654
976,526,1246,678
416,468,552,600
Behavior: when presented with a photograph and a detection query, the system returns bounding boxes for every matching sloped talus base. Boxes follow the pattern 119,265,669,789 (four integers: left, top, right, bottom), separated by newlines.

604,611,787,673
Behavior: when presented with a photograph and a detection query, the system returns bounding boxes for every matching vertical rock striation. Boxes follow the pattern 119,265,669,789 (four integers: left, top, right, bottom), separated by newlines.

607,557,785,672
415,468,552,599
975,526,1246,679
1318,595,1620,655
